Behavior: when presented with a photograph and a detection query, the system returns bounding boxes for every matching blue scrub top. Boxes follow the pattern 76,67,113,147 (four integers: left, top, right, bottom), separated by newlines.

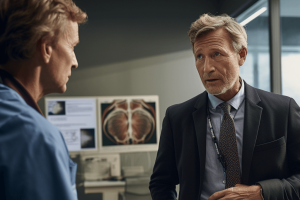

0,83,78,200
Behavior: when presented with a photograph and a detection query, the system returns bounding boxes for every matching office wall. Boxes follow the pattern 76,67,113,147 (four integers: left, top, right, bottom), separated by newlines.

39,49,206,127
39,50,205,200
73,0,218,68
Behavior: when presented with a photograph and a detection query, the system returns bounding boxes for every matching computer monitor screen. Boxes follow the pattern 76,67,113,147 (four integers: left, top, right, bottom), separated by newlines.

98,95,160,153
45,97,98,152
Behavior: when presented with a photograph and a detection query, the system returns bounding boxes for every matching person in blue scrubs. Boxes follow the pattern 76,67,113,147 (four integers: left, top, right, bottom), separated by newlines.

0,0,87,199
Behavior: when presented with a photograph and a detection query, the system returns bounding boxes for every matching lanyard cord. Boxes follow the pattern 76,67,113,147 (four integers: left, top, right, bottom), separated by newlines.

206,98,245,171
207,108,227,171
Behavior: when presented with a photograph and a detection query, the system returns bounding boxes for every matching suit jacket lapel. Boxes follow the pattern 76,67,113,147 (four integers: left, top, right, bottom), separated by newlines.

192,91,208,193
241,82,263,184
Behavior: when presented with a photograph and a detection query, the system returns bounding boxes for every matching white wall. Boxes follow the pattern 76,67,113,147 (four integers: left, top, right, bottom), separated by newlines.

39,49,206,127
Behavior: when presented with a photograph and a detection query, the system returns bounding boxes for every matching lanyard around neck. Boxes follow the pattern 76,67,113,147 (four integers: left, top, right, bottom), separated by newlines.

206,97,245,171
207,104,227,170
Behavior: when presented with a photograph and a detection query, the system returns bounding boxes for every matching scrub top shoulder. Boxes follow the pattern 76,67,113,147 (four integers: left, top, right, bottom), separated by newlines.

0,84,78,200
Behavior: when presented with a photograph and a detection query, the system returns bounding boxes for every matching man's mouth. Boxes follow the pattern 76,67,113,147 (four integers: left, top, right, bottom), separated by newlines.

206,79,218,82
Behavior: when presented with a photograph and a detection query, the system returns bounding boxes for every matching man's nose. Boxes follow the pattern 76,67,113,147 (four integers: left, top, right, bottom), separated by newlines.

72,52,78,69
203,57,215,73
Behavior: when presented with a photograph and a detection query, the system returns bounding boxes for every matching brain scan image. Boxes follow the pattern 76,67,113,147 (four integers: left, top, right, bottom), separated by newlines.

101,99,156,145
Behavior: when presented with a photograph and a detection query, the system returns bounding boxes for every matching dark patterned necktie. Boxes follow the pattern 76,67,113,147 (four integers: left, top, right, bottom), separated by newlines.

219,102,241,188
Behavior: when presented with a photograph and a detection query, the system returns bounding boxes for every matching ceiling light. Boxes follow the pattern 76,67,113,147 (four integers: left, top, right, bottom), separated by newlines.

240,7,267,26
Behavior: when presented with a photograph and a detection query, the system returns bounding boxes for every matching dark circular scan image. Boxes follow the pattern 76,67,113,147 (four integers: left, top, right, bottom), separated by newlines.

101,99,157,146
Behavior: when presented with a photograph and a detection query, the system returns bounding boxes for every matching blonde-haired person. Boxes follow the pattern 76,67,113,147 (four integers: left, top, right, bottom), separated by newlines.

150,13,300,200
0,0,87,199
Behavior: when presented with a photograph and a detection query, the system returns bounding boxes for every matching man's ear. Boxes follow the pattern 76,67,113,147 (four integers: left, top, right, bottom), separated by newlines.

238,47,247,66
39,39,53,64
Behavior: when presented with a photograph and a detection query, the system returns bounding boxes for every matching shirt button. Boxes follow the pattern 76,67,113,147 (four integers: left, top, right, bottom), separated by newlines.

223,180,226,184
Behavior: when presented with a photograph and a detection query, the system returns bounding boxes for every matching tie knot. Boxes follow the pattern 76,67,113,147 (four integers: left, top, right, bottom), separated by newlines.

219,102,231,114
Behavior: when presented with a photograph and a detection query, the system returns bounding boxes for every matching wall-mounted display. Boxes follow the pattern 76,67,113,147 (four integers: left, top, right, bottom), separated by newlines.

98,95,160,153
45,98,98,152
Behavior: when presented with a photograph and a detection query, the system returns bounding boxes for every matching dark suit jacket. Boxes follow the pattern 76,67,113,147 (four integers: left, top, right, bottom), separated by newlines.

149,82,300,200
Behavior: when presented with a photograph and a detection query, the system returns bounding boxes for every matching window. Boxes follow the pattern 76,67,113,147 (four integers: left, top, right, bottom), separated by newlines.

236,0,271,91
280,0,300,104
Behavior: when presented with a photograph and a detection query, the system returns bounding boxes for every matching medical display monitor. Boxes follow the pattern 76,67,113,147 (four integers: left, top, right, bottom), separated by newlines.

45,97,98,152
98,95,160,153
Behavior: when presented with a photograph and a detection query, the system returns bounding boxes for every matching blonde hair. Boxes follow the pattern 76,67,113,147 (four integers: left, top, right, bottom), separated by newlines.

0,0,87,65
188,13,247,53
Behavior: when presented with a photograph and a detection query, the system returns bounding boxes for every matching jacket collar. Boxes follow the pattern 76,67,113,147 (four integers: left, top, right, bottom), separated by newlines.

192,91,208,194
194,90,208,110
241,81,262,184
244,81,261,105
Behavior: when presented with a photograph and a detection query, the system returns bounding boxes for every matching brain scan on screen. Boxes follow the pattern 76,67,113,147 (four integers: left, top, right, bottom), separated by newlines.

102,99,156,145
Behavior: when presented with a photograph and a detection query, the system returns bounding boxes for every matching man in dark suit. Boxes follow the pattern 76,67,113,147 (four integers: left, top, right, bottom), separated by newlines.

149,13,300,200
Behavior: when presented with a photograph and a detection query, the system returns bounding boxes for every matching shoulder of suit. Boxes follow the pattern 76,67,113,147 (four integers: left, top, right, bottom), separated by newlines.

253,87,292,104
166,92,204,115
247,86,297,115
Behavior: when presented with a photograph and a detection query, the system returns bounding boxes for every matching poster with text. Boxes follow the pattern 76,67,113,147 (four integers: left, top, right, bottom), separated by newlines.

98,95,160,153
45,98,97,152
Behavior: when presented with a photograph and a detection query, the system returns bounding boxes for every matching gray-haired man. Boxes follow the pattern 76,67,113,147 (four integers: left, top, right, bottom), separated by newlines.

150,13,300,200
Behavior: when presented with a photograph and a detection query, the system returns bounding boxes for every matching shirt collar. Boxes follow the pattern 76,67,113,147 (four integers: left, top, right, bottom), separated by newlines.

0,69,44,116
208,78,245,110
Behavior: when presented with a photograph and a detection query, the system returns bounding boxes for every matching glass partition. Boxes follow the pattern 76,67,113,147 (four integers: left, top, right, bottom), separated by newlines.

280,0,300,104
236,0,271,91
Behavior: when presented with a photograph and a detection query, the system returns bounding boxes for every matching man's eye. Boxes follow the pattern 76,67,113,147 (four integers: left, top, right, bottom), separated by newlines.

215,52,220,56
197,54,203,59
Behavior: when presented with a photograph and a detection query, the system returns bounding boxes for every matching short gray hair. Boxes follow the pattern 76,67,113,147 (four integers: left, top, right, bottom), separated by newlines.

188,13,247,53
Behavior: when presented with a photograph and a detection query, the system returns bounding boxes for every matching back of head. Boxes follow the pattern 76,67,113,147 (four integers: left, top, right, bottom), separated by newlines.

188,13,247,53
0,0,87,65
